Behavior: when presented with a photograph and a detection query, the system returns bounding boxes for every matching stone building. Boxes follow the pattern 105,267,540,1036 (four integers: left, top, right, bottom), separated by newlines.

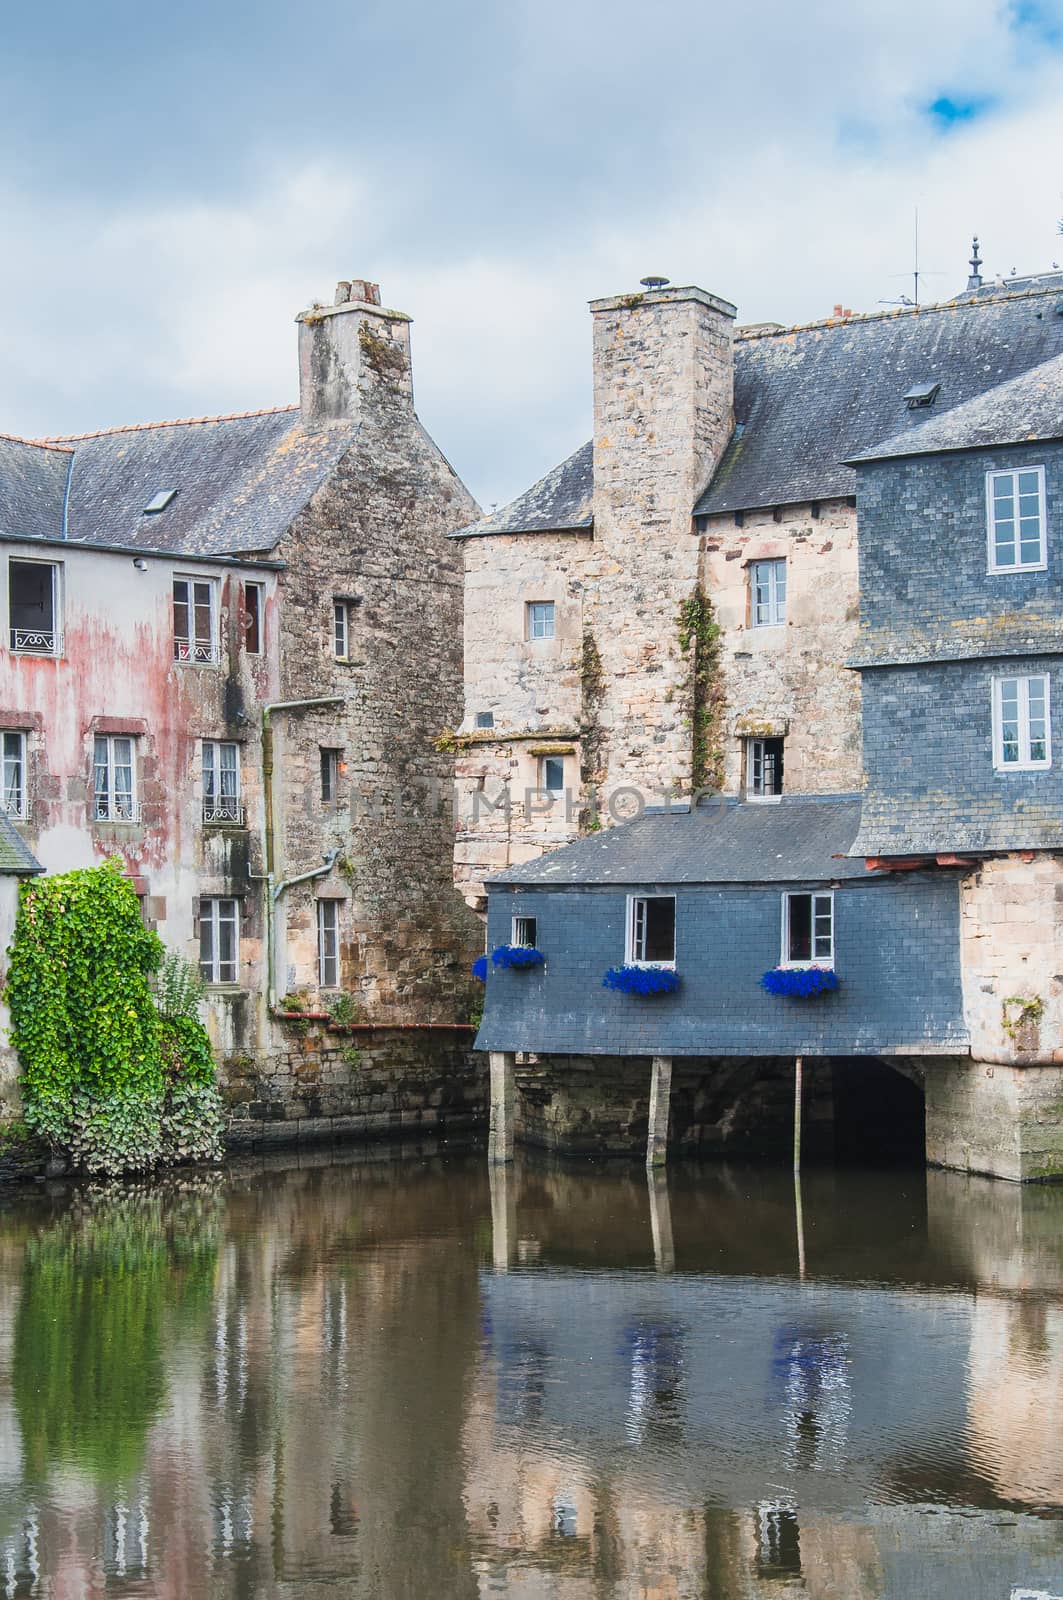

466,258,1063,1179
0,278,483,1135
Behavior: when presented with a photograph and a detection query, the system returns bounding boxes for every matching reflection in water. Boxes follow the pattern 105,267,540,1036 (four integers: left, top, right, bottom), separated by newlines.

0,1151,1058,1595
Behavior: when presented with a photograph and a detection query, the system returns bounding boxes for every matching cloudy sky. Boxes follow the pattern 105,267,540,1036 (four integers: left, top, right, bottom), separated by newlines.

2,0,1062,509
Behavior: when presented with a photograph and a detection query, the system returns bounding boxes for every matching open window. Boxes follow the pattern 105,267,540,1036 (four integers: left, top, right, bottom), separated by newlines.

512,914,537,948
243,582,263,654
9,559,61,655
782,891,833,968
747,737,784,799
626,895,676,967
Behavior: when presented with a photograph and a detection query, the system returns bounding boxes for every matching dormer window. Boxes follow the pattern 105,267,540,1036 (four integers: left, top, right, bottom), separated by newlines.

904,381,940,410
143,490,177,514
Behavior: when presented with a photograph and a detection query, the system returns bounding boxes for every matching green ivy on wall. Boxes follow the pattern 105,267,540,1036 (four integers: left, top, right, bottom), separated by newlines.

7,858,225,1176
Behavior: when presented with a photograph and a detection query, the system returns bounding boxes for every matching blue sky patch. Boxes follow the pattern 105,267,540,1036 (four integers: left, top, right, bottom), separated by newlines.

926,94,997,127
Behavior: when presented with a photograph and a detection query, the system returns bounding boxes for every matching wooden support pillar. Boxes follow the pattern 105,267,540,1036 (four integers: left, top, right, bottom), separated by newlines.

488,1050,516,1165
646,1055,673,1168
793,1055,803,1174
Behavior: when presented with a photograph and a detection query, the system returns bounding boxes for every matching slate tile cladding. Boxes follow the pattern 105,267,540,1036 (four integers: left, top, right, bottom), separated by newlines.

854,655,1063,854
474,874,966,1058
853,441,1063,667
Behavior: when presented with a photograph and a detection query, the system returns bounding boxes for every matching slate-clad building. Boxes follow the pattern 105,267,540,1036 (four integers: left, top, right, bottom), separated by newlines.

0,279,482,1129
468,256,1063,1180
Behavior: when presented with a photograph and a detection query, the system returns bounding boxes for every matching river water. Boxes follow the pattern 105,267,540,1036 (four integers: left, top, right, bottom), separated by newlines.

0,1144,1061,1598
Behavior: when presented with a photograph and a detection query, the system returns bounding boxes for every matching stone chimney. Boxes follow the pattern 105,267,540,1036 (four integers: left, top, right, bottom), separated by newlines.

297,279,413,422
590,283,736,544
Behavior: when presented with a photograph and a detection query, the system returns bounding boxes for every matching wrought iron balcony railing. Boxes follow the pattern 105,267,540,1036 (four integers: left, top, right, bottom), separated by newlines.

203,801,246,826
10,628,63,656
92,800,143,824
173,637,221,665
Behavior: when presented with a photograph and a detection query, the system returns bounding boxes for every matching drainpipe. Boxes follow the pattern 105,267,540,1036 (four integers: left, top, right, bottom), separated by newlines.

261,697,344,1009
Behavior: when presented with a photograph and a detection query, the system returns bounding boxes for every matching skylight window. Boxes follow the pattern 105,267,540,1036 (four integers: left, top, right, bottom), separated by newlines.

143,489,177,514
903,381,940,410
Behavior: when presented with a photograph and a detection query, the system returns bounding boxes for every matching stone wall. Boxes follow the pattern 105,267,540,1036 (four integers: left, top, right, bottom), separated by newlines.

222,1021,485,1149
512,1052,835,1156
702,499,862,796
924,1057,1063,1182
960,853,1063,1065
271,292,484,1030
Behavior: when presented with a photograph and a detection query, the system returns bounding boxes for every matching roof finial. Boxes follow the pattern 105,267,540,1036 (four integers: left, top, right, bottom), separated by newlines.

967,235,983,292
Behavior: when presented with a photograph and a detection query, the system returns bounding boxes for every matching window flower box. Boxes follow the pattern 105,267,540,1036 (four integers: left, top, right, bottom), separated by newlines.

761,966,839,998
472,955,489,982
491,944,545,970
603,964,680,997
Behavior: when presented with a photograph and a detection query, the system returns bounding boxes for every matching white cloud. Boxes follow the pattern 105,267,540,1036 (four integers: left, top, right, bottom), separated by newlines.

1,0,1062,509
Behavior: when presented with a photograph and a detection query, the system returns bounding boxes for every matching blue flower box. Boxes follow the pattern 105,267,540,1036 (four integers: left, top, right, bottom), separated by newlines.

761,966,839,998
603,965,680,997
491,945,546,970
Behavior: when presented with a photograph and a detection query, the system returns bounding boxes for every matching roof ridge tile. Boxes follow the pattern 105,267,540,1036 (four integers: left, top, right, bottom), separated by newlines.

0,430,73,455
39,404,299,444
735,280,1063,343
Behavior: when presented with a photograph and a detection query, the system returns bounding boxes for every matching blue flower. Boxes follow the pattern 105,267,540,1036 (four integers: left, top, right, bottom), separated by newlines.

602,965,680,996
472,955,489,981
491,945,546,970
760,967,839,998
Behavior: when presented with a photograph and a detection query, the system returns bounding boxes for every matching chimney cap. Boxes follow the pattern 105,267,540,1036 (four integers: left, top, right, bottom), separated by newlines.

640,275,670,290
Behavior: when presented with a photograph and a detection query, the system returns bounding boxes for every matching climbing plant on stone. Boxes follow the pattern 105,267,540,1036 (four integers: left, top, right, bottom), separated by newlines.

7,857,225,1176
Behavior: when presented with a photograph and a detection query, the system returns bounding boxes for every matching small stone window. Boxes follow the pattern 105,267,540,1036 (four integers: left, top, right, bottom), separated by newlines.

747,737,784,799
526,601,555,640
244,582,263,654
317,899,340,988
539,755,565,794
333,600,349,660
2,732,26,818
512,914,537,948
749,559,786,628
626,895,676,967
321,747,344,802
782,891,833,968
987,467,1046,573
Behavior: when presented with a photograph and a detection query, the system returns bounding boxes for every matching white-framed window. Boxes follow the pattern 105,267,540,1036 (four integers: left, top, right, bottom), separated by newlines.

747,737,784,799
317,899,340,988
782,891,833,968
750,559,786,628
173,576,219,664
539,755,565,794
320,747,343,803
2,732,25,817
987,467,1047,573
199,898,240,984
527,601,555,640
202,740,242,824
626,894,676,967
993,674,1051,770
93,735,139,822
9,559,62,655
243,582,263,654
512,914,537,948
333,600,349,660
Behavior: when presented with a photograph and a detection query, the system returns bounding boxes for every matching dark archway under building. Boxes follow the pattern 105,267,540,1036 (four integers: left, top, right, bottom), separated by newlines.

831,1056,926,1165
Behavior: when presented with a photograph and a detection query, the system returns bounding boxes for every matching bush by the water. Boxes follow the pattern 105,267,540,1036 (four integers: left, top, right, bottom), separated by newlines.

7,858,226,1176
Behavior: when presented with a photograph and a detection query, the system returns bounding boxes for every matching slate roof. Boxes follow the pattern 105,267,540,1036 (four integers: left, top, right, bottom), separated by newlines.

0,409,361,559
453,441,593,539
850,349,1063,464
458,282,1063,535
698,285,1063,513
0,814,44,875
489,795,866,887
0,435,72,540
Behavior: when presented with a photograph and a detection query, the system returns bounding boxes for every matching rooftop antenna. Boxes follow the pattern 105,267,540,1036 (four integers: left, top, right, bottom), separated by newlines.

966,235,984,291
882,208,945,307
640,275,670,291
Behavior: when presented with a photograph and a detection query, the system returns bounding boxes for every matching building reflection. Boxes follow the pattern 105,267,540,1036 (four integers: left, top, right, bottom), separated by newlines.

0,1154,1058,1595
